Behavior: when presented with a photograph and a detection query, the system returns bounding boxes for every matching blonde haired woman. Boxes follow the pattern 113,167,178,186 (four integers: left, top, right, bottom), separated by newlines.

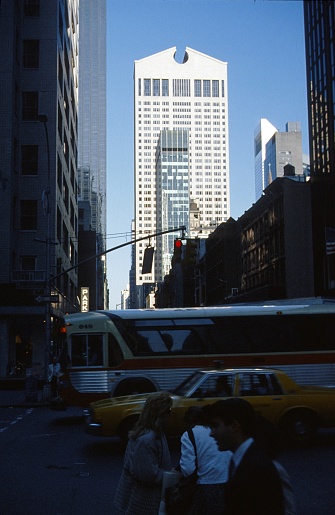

114,392,172,514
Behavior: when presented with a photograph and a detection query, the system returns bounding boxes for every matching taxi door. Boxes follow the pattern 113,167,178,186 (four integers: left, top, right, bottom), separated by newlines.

237,372,288,425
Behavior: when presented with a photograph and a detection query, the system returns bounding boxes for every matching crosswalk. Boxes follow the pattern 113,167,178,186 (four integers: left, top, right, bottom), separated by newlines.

0,408,33,433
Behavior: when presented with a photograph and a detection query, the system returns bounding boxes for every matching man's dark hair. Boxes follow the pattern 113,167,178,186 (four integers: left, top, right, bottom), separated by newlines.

201,398,255,436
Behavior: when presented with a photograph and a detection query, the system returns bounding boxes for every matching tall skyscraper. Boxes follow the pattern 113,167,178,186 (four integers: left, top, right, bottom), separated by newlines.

0,0,79,376
304,0,335,295
77,0,107,309
132,47,229,307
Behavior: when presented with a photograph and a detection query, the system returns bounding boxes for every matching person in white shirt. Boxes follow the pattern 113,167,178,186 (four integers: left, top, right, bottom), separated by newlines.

48,356,61,398
179,406,232,515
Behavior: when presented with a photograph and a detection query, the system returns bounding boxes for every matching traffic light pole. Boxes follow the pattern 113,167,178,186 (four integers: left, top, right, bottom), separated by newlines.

51,225,186,282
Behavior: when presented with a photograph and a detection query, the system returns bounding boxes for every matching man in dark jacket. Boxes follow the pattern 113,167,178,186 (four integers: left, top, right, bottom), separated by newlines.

201,398,285,515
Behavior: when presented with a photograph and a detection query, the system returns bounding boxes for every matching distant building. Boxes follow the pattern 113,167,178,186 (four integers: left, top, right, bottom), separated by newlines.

77,0,107,309
254,119,305,200
0,0,79,376
264,122,304,188
120,286,130,309
254,119,277,200
304,0,335,295
132,47,230,307
155,130,189,282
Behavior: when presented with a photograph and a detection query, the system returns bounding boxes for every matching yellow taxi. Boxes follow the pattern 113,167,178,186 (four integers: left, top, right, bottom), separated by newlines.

86,368,335,445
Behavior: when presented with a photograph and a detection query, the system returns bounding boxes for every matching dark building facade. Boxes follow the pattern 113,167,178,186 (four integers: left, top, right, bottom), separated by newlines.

78,199,106,310
205,219,240,305
238,175,314,303
157,173,314,307
304,1,335,295
0,1,79,378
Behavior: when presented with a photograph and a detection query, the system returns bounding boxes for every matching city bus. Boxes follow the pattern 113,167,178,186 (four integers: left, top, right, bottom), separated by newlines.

60,301,335,406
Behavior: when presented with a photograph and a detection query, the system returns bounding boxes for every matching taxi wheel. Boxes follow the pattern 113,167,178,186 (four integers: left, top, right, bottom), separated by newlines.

281,410,317,446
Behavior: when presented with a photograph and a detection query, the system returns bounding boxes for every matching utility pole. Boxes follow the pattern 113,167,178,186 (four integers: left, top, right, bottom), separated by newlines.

37,114,52,382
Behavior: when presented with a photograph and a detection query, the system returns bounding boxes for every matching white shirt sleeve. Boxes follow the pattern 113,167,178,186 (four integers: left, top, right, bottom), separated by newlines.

180,430,197,477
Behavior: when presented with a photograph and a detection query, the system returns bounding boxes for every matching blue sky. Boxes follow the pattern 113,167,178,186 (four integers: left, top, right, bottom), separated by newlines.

106,0,308,308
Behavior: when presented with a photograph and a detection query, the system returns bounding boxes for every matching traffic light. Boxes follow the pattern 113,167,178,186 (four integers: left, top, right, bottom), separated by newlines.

142,246,154,274
173,238,183,263
186,239,198,265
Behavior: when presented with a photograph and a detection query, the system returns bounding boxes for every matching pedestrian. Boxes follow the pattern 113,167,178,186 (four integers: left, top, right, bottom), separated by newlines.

114,392,173,515
179,406,232,515
201,398,285,515
253,413,297,515
48,356,61,398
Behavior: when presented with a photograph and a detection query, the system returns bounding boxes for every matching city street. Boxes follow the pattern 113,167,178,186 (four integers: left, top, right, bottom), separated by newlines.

0,405,335,515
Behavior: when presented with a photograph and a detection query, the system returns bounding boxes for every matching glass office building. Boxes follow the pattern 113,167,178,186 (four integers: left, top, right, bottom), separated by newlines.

155,130,189,281
304,0,335,294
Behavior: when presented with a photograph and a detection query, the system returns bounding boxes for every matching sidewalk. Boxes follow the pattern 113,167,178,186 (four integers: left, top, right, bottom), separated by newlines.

0,388,49,408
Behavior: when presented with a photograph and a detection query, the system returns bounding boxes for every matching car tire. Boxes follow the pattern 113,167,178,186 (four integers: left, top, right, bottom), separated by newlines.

280,410,318,446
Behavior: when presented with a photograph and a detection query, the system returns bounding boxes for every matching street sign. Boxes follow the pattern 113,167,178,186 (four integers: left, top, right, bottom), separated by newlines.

36,294,59,303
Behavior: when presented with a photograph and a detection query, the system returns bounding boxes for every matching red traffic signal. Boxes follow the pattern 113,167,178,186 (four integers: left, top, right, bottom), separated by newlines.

173,238,183,263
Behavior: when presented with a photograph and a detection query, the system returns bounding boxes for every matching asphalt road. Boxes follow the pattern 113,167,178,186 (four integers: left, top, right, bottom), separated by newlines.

0,406,334,515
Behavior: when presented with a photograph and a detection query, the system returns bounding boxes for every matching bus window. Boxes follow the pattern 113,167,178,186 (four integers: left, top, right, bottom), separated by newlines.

108,333,124,367
71,335,87,366
161,329,204,353
71,334,103,367
88,336,103,366
124,328,205,355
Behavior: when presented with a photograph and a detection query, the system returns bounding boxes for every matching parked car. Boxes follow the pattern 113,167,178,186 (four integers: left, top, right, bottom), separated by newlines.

86,367,335,445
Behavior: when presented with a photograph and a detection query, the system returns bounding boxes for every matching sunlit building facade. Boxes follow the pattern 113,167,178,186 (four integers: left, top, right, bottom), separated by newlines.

132,47,229,307
254,119,277,200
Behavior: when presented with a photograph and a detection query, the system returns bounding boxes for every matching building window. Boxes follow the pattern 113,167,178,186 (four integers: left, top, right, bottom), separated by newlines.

21,145,38,175
212,80,219,97
162,79,169,96
138,78,141,96
20,256,36,271
221,80,225,97
20,200,37,230
153,79,160,96
173,79,190,97
203,80,211,97
194,79,202,97
23,40,39,69
144,79,151,96
24,0,40,16
22,92,38,121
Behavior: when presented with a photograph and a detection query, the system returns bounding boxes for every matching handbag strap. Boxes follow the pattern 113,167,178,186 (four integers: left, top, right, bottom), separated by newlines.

187,428,198,472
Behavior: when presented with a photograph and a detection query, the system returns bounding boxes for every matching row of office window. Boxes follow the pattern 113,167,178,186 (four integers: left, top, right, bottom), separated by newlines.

139,78,225,98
